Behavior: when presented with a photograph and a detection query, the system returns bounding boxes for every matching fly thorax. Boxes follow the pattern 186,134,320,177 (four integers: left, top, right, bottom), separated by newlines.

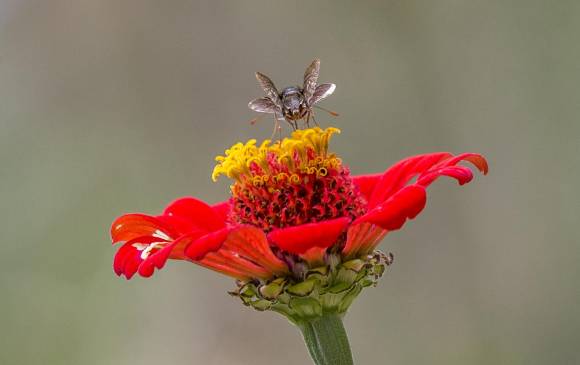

281,87,304,114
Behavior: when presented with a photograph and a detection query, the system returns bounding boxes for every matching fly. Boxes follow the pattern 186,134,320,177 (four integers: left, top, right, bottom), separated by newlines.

248,59,337,137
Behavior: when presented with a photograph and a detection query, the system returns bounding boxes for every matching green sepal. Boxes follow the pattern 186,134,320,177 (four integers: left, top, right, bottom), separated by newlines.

289,297,322,319
287,278,317,296
341,259,365,272
338,285,363,313
259,278,286,299
250,299,273,311
229,250,393,323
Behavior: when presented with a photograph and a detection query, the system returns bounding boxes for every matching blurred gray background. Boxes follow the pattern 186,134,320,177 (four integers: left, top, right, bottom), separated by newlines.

1,1,579,364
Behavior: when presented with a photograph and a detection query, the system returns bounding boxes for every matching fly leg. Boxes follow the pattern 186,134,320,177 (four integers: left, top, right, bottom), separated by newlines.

285,118,298,131
270,117,282,141
311,112,320,127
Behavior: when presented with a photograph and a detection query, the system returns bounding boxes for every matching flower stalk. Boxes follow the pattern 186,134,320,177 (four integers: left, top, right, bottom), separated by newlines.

298,313,354,365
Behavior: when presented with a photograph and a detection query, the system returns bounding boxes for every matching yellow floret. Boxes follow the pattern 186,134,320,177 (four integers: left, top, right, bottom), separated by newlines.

212,127,341,182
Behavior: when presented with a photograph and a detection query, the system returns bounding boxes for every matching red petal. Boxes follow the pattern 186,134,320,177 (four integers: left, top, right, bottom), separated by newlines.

184,226,289,280
201,251,272,280
417,166,473,186
462,153,488,174
212,201,231,222
137,258,155,278
137,230,206,278
355,185,426,231
113,236,163,278
155,215,203,237
342,223,387,259
184,228,230,260
268,217,350,255
367,153,451,208
123,255,142,280
113,241,138,276
221,226,288,275
433,153,488,175
163,197,225,232
111,214,176,244
138,242,176,278
352,173,382,202
198,253,253,281
417,153,488,186
168,232,205,259
300,247,328,266
343,153,487,258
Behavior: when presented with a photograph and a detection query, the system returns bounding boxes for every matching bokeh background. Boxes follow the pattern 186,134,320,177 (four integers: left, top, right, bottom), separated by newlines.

1,1,579,364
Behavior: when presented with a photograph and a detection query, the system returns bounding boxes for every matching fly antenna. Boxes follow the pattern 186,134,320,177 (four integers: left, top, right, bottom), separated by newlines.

313,105,339,117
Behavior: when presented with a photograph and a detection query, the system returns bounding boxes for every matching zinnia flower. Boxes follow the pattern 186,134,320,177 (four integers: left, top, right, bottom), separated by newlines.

110,127,487,364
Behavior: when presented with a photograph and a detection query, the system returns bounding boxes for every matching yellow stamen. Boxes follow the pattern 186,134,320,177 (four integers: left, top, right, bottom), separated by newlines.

212,127,341,183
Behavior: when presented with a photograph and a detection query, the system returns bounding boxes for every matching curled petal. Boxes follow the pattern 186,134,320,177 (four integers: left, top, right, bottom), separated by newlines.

268,217,350,255
433,153,489,175
122,255,142,280
417,153,488,186
163,197,225,231
113,236,160,279
111,198,229,279
138,242,176,278
346,154,486,257
417,166,473,186
366,153,488,209
137,231,205,278
113,240,140,277
111,214,176,244
355,185,426,231
367,153,451,208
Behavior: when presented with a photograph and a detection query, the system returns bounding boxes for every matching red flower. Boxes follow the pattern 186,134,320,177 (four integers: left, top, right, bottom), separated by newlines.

111,128,487,282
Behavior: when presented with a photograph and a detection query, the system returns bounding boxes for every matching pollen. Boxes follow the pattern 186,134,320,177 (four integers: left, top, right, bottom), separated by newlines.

213,127,366,231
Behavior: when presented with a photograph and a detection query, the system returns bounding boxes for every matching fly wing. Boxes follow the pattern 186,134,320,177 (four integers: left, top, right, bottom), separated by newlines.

310,83,336,105
255,72,282,109
248,97,278,114
303,58,320,105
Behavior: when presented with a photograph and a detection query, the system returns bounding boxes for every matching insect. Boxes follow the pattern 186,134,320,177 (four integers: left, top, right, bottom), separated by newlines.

248,59,337,137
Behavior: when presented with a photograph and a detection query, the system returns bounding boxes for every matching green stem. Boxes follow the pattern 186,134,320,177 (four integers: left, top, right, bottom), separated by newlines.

298,313,354,365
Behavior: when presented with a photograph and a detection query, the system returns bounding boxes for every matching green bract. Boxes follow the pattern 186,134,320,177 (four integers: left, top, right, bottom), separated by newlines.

230,251,392,323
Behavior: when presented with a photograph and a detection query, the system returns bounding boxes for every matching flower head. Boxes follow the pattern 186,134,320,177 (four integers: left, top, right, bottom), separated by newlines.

111,127,487,321
212,127,365,232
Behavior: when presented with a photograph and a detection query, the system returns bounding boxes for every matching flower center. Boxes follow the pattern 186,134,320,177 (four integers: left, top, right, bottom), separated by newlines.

213,127,366,231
